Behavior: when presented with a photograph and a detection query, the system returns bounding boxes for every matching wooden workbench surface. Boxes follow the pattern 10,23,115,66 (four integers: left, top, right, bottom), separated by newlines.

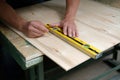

0,25,43,61
3,0,120,71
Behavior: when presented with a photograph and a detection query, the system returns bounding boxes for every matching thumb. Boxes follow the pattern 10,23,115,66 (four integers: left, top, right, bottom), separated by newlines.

49,23,61,28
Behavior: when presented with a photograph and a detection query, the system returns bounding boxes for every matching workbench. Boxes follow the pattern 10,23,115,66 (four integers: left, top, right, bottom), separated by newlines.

0,0,120,80
0,24,44,80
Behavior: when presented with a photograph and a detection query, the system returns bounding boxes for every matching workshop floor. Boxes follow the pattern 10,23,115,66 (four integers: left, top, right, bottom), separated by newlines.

44,54,120,80
58,54,120,80
0,53,120,80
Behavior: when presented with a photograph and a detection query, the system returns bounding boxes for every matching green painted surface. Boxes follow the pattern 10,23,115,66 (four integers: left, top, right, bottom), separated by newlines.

0,32,43,70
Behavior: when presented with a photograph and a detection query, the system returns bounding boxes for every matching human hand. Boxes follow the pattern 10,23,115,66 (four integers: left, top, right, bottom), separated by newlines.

50,19,78,37
60,19,78,37
20,20,48,38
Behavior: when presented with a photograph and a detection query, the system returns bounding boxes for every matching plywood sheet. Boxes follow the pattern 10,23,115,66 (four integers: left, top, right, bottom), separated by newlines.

6,0,120,70
0,25,43,61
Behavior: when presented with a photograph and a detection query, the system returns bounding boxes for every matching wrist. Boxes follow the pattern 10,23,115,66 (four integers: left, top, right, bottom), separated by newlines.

63,16,75,23
64,14,75,22
17,19,28,32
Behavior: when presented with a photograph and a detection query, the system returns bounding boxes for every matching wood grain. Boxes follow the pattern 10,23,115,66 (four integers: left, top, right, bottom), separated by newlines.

4,0,120,70
0,25,43,61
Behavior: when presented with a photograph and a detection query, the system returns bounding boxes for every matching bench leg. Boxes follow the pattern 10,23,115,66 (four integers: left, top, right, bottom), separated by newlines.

103,43,120,70
29,67,36,80
26,61,44,80
36,61,44,80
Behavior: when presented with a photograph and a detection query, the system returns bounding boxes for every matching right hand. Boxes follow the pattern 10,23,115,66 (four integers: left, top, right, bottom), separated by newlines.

20,20,48,38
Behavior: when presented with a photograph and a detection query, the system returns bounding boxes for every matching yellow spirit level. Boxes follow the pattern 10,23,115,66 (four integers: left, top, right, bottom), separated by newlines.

46,24,102,59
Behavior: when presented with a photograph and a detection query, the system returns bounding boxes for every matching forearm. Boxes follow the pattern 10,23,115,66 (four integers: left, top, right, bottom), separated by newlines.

65,0,80,20
0,0,48,38
0,1,26,31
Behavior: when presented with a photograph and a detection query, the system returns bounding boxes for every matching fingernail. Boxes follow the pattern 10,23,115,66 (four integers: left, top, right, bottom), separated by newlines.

69,34,72,37
64,32,67,35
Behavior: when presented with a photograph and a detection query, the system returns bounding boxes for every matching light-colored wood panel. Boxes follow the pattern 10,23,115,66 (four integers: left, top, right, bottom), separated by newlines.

75,22,119,50
10,26,90,71
76,0,120,50
0,25,43,61
5,0,120,70
17,0,120,50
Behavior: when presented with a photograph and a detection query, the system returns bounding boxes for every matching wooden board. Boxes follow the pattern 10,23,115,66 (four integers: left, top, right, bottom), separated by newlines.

0,25,43,61
5,0,120,71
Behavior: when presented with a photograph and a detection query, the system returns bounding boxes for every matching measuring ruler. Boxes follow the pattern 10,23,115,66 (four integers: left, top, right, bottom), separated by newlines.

46,24,102,59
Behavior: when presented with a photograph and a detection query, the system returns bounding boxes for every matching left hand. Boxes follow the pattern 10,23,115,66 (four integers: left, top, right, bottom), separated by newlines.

50,19,78,37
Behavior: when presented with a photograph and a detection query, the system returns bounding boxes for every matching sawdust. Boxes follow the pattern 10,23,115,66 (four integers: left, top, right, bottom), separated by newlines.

94,0,120,8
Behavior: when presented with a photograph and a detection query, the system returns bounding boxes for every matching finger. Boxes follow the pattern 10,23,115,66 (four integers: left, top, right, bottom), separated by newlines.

28,26,45,37
33,24,48,33
29,31,44,38
72,30,76,37
30,26,44,34
49,23,61,27
72,28,79,37
29,30,44,37
63,25,67,35
75,28,79,37
32,29,44,36
68,26,72,37
39,25,49,32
